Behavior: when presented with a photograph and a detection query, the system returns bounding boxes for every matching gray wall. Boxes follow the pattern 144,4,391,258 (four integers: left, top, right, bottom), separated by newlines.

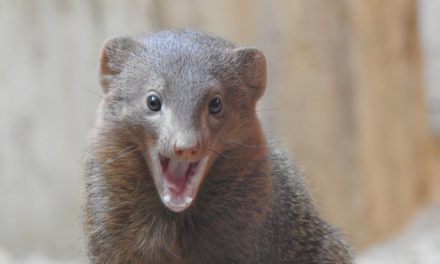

0,1,156,259
419,0,440,134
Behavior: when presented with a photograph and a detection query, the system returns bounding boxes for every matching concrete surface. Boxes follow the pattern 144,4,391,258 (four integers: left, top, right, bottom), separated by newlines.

419,0,440,134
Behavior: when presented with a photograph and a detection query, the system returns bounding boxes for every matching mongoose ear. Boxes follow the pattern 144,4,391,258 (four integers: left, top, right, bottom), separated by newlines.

99,35,141,94
233,47,267,101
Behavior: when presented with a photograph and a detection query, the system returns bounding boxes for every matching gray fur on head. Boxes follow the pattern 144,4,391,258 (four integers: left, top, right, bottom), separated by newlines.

99,29,266,109
85,29,353,264
97,29,268,159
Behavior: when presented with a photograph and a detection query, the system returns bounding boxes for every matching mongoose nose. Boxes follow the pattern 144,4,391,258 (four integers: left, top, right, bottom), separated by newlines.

173,141,201,159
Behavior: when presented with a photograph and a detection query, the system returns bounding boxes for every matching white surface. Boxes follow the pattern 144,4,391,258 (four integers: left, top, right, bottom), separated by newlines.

419,0,440,134
358,203,440,264
0,247,84,264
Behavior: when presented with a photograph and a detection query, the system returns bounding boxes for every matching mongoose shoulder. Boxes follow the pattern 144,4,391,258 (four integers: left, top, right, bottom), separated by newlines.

84,29,353,263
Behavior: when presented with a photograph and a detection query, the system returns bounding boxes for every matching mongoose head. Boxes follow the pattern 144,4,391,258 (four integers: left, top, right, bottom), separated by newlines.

97,29,267,212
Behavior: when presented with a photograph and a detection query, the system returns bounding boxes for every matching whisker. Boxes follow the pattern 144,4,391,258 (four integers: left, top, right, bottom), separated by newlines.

209,148,243,181
256,107,292,112
104,145,138,164
108,145,135,156
167,247,181,259
138,147,159,160
70,78,106,100
220,139,262,149
208,148,229,161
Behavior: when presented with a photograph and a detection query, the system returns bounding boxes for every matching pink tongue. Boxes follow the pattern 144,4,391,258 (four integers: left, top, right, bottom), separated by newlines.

164,160,190,193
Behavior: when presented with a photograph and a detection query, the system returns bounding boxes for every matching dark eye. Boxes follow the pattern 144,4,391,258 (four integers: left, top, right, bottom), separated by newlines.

209,97,222,114
147,95,161,111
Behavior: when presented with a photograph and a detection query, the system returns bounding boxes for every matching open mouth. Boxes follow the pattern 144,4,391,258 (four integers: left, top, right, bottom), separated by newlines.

152,154,208,212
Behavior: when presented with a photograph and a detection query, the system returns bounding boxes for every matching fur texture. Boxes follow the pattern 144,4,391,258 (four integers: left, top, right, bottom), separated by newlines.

84,29,353,263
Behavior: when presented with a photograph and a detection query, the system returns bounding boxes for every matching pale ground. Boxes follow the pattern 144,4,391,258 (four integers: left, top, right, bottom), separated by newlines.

358,202,440,264
1,203,439,264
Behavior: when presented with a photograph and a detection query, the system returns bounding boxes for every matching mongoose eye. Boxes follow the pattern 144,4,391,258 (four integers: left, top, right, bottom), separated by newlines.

208,97,222,114
147,95,161,111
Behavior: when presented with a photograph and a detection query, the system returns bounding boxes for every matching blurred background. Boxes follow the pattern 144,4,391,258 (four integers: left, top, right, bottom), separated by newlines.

0,0,439,263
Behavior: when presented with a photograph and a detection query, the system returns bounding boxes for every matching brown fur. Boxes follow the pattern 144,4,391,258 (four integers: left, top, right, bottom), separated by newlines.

84,29,353,263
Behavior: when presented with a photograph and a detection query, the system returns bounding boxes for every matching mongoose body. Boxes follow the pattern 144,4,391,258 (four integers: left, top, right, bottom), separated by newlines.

84,29,353,263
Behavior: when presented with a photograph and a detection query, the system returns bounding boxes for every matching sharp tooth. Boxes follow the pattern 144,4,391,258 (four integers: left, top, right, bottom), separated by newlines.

164,195,171,202
185,196,193,203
